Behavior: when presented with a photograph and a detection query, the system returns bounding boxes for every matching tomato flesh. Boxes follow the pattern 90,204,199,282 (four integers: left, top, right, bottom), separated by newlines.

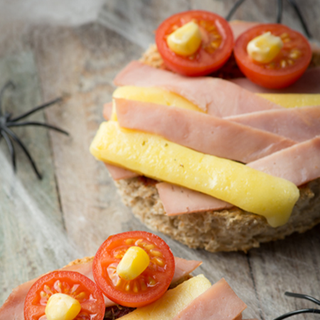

93,231,175,308
234,23,312,89
156,10,234,76
24,271,105,320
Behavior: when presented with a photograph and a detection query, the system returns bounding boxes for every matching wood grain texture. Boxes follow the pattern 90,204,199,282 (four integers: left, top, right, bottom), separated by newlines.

0,1,320,319
30,24,139,253
0,50,68,302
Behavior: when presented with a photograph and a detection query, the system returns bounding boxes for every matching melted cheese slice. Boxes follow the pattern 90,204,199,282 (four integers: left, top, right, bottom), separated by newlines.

258,94,320,108
90,121,299,227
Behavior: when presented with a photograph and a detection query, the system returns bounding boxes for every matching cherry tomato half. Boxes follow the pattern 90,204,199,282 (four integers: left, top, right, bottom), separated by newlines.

156,10,234,76
24,271,105,320
234,23,312,89
92,231,175,308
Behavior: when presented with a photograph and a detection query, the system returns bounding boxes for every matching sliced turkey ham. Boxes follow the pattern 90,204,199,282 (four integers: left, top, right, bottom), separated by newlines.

103,102,113,120
227,106,320,142
248,137,320,186
172,257,202,284
172,278,247,320
0,257,200,320
115,98,294,163
156,182,233,215
105,163,139,180
114,61,281,117
230,67,320,93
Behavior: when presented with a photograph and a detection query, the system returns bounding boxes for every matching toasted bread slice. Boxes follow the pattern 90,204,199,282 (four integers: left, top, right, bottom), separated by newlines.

111,43,320,252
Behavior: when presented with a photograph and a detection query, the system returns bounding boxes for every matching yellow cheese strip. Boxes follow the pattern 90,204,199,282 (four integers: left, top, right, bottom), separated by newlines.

111,86,202,120
113,87,320,116
119,274,211,320
90,121,299,227
113,86,201,112
258,94,320,108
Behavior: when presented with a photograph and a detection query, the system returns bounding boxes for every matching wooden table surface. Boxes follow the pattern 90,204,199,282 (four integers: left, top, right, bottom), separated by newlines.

1,1,320,319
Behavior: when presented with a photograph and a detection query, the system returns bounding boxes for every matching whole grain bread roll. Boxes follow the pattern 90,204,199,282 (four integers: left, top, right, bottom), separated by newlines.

112,44,320,253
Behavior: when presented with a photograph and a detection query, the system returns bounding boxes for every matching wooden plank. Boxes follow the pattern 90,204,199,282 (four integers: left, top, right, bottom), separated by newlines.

0,51,66,304
31,24,143,255
248,226,320,319
1,2,320,319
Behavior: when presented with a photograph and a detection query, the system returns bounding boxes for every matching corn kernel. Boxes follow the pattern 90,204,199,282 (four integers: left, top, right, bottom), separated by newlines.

167,21,202,56
247,31,283,63
45,293,81,320
117,246,150,281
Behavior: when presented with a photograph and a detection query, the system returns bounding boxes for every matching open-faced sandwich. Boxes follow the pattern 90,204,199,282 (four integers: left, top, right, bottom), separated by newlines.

0,231,257,320
90,10,320,252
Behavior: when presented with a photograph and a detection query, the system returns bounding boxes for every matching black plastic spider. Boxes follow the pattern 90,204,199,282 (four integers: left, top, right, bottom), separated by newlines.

0,81,69,180
225,0,312,39
274,292,320,320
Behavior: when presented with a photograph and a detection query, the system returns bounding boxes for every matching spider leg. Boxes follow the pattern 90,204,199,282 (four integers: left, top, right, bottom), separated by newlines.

276,0,283,23
2,127,42,179
0,81,15,117
285,292,320,306
287,0,312,39
273,308,320,320
7,121,69,136
10,97,63,122
1,129,16,172
225,0,247,21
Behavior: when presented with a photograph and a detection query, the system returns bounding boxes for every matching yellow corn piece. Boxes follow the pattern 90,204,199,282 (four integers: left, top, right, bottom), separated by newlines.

45,293,81,320
258,93,320,108
167,21,202,56
90,121,299,227
117,246,150,281
247,31,283,63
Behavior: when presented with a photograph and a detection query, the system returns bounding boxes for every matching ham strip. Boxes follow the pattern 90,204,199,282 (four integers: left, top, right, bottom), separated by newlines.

105,163,139,180
0,257,200,320
172,278,247,320
172,257,202,284
103,102,113,120
115,98,294,163
230,67,320,94
248,137,320,186
227,106,320,143
156,182,233,215
114,61,281,117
